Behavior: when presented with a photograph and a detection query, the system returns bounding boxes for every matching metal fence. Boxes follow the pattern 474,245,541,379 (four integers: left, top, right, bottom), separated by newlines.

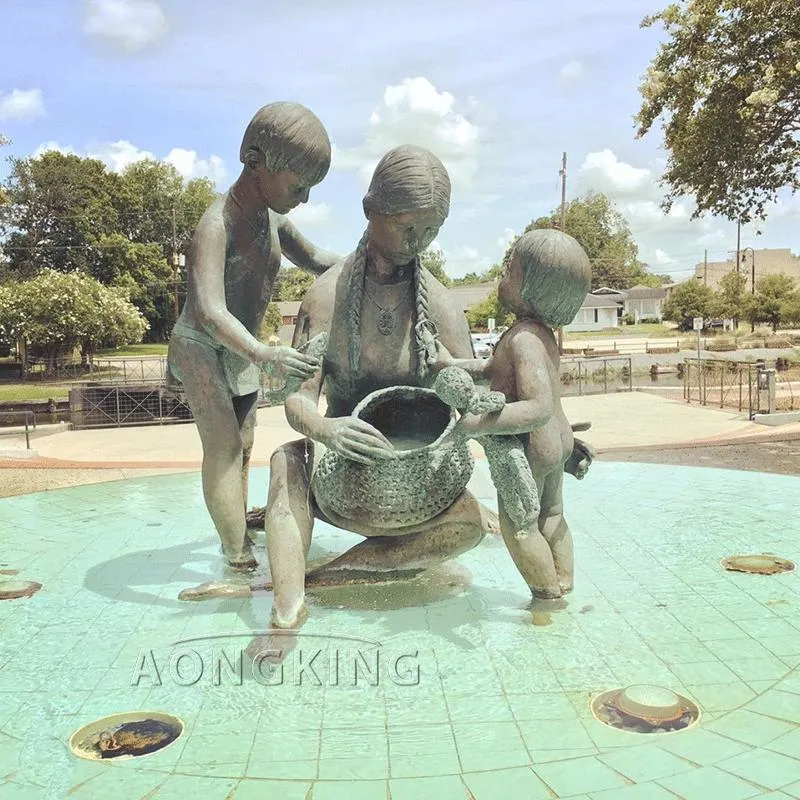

69,383,193,430
560,356,633,397
0,410,37,448
24,357,168,383
683,358,759,416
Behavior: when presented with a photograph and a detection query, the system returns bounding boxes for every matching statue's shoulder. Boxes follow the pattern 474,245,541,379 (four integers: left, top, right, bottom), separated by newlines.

302,261,347,308
192,194,228,242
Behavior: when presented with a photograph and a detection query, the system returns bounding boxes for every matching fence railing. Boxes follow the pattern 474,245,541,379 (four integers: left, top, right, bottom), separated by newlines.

683,358,758,416
0,410,37,449
560,356,633,397
69,383,194,430
23,357,168,383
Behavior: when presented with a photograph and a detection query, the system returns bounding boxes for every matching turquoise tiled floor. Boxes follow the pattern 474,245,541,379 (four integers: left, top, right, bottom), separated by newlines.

1,461,800,798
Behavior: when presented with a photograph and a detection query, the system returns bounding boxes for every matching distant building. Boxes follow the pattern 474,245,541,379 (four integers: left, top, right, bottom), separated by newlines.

694,248,800,290
623,285,667,321
276,301,301,327
564,293,621,332
447,282,496,314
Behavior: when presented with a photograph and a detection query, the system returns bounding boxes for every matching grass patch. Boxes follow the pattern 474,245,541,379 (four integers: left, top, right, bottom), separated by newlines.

96,343,168,357
564,323,679,339
0,383,71,403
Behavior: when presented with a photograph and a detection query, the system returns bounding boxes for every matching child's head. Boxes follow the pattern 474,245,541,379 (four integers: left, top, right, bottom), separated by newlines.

499,229,591,326
239,102,331,212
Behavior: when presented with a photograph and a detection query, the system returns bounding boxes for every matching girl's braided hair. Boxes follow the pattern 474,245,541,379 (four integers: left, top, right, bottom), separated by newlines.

345,145,451,388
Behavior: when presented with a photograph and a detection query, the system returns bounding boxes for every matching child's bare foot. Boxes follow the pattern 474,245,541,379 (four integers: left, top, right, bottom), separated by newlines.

531,586,562,601
246,603,309,666
178,581,252,601
224,543,258,572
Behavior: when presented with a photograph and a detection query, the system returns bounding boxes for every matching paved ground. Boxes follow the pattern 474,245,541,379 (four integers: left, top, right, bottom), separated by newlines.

1,391,799,497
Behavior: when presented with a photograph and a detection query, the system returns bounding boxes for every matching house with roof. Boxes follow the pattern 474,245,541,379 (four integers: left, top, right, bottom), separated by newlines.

623,285,667,322
563,293,622,332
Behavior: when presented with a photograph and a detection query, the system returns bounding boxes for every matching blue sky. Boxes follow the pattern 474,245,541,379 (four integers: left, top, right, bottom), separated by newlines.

1,0,797,281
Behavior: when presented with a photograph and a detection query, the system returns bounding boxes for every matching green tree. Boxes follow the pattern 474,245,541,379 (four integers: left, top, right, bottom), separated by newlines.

452,271,482,285
712,270,749,321
420,247,451,286
503,193,656,290
465,290,515,331
117,159,216,253
93,233,175,341
0,152,124,279
662,279,716,330
0,269,147,372
636,0,800,223
276,266,315,301
0,154,217,338
259,303,283,339
747,274,800,332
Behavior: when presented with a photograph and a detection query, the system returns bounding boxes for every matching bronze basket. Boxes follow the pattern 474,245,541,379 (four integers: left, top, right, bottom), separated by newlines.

312,385,474,528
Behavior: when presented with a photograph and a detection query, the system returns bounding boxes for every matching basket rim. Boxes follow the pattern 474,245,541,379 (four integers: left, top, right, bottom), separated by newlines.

351,385,458,459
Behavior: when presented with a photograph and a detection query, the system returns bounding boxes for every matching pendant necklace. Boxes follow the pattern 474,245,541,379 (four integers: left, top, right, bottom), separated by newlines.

364,279,411,336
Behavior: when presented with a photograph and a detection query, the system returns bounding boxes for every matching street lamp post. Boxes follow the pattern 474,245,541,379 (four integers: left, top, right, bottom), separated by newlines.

741,247,755,332
172,252,186,321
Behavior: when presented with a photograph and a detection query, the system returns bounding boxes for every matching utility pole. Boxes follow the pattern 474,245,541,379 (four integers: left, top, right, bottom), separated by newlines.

557,152,567,355
703,249,708,285
736,219,741,273
172,207,180,322
559,152,567,232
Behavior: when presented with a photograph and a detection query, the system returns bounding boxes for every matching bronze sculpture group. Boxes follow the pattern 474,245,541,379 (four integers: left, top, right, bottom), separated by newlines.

172,101,595,636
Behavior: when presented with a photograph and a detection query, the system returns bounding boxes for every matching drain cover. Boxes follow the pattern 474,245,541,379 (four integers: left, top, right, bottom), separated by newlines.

721,554,795,575
592,685,699,734
0,580,41,600
69,712,184,761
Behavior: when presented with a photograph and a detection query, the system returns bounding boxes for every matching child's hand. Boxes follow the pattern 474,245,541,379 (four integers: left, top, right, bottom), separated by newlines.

565,437,595,479
259,345,320,380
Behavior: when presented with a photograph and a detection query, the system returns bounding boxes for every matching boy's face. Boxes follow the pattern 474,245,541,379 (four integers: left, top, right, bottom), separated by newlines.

259,167,312,214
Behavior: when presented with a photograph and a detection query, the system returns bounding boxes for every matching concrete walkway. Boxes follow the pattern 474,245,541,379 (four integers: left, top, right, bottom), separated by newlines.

1,392,798,496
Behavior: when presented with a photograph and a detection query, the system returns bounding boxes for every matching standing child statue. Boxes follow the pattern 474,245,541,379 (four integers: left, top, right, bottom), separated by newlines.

431,229,594,599
168,102,340,571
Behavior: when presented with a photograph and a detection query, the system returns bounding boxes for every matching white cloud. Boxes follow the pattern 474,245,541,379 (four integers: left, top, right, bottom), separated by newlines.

90,140,155,171
581,149,652,196
29,139,227,186
83,0,168,52
653,249,674,265
0,89,45,121
332,77,482,190
496,227,516,252
287,202,332,226
560,60,584,82
33,141,77,158
165,148,227,185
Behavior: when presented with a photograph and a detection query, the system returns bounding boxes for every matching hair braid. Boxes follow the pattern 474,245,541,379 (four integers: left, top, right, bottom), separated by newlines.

347,230,370,388
413,256,432,382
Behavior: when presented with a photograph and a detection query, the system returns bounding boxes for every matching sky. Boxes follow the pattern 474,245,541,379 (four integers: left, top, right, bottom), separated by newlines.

1,0,798,283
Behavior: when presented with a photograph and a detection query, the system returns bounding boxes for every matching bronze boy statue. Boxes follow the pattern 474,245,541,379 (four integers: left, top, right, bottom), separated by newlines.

168,102,340,571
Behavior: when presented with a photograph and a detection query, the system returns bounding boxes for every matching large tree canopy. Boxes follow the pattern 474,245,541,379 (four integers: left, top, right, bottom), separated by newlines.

502,192,659,291
0,153,217,339
636,0,800,223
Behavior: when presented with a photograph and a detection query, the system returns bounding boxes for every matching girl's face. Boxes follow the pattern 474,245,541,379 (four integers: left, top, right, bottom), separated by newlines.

368,208,442,266
498,251,525,314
